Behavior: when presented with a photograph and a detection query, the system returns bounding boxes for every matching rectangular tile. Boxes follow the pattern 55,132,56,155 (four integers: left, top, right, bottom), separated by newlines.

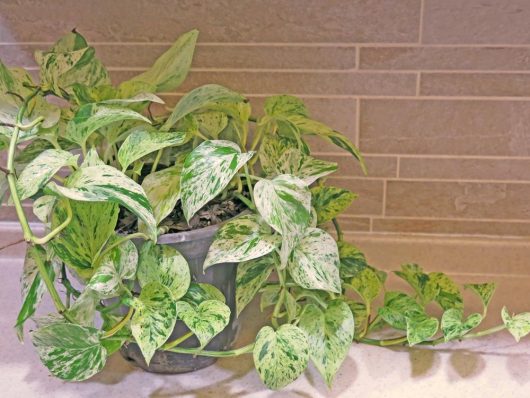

359,47,530,71
337,216,371,232
325,178,384,216
373,217,530,237
399,157,530,181
317,154,397,178
386,180,530,220
422,0,530,44
0,0,421,44
359,99,530,156
421,73,530,97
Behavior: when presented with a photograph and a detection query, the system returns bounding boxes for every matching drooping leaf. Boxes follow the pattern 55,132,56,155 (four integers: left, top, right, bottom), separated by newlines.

406,313,439,346
253,324,309,390
117,126,189,171
441,308,482,342
311,186,357,225
175,300,231,348
16,149,78,200
137,242,190,300
284,289,299,322
394,264,439,305
429,272,463,311
502,307,530,342
204,214,280,269
288,228,341,293
46,165,157,241
347,267,383,305
264,95,309,118
31,322,107,381
465,283,496,316
131,282,177,365
254,174,311,266
126,29,198,92
182,282,226,306
141,164,182,225
299,301,354,387
180,140,254,221
236,255,275,316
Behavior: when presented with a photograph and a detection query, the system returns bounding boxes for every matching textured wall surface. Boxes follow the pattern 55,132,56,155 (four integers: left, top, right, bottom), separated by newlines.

1,0,530,237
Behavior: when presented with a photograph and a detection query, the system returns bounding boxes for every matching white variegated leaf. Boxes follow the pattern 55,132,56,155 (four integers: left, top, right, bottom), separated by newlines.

195,111,229,138
502,307,530,342
99,92,164,105
204,214,280,269
81,147,105,167
180,140,254,221
33,195,57,224
182,282,226,306
441,308,482,342
141,164,182,225
288,227,341,293
16,149,79,200
236,255,275,316
66,289,99,327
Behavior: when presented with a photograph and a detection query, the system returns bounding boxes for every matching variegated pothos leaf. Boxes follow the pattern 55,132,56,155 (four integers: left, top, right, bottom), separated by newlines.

441,308,482,342
182,282,226,306
311,186,357,225
141,164,182,225
502,307,530,342
33,195,57,225
465,283,496,316
236,255,275,316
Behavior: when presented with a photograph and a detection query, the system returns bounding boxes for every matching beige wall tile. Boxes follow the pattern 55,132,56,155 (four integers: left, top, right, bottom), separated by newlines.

326,178,384,216
359,47,530,71
0,0,421,43
422,0,530,44
359,99,530,156
386,180,530,220
421,73,530,97
400,157,530,181
337,216,371,232
317,154,397,178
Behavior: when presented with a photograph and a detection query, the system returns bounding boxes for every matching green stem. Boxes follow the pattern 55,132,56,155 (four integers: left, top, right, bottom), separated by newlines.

233,192,255,210
243,163,254,202
101,306,134,339
332,218,344,242
32,199,73,245
165,343,255,358
95,232,149,265
162,332,194,350
61,263,80,300
151,149,163,173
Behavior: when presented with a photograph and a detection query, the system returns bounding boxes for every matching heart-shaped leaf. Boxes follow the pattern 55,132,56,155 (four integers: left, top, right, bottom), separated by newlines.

31,322,107,381
141,164,183,225
347,267,383,305
299,301,354,387
395,264,439,305
182,282,226,306
502,307,530,342
429,272,463,311
236,255,275,316
406,314,439,346
253,324,309,390
204,214,280,269
131,282,177,365
175,300,231,348
264,95,309,118
311,186,357,225
378,291,426,331
441,308,482,342
137,242,190,300
465,283,496,316
180,140,254,221
288,228,341,293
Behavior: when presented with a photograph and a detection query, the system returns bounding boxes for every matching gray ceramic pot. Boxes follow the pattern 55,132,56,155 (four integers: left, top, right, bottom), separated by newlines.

120,223,240,373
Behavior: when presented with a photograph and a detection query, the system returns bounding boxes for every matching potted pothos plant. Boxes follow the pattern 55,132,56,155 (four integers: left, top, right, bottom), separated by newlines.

1,28,530,390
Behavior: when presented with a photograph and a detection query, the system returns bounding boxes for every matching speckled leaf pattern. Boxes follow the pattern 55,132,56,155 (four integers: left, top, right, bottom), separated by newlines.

175,300,231,348
254,174,311,267
260,285,281,311
465,283,496,316
378,291,426,331
429,272,463,311
66,289,98,327
264,95,309,118
253,324,309,390
16,149,79,200
46,165,157,241
288,228,341,293
347,267,383,305
441,309,482,342
180,140,254,221
127,30,197,92
131,282,177,365
502,307,530,342
204,214,280,269
162,84,245,130
99,92,164,105
65,103,150,148
195,111,229,138
31,323,107,381
118,127,189,170
299,301,354,387
236,255,275,316
346,300,368,338
87,238,138,298
338,241,386,283
259,134,310,178
81,147,105,167
33,195,56,225
182,282,226,306
406,314,439,346
137,242,190,300
141,164,182,225
395,264,439,305
50,200,119,280
311,186,357,225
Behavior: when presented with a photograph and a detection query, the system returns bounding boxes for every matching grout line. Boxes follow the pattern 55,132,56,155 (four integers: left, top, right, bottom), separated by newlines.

396,156,401,178
416,72,421,95
329,175,530,185
355,98,361,147
350,153,530,160
355,46,360,70
369,217,374,232
418,0,425,44
342,213,530,224
381,180,387,216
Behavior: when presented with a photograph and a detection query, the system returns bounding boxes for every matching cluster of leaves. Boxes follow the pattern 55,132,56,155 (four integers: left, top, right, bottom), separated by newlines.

2,29,530,391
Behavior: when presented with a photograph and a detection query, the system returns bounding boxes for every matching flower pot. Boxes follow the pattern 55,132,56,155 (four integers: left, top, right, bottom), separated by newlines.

119,222,239,373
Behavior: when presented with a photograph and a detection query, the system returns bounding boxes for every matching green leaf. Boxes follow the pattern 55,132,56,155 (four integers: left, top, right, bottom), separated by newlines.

346,300,368,338
378,291,425,331
465,283,496,316
311,186,357,225
254,174,311,266
259,134,309,179
65,103,150,148
264,95,309,118
236,255,275,316
66,289,98,327
131,282,177,365
99,92,164,106
502,307,530,342
117,126,189,170
260,285,281,311
337,241,387,283
180,140,254,221
137,242,190,300
141,164,182,225
163,84,246,131
16,149,79,200
288,228,341,293
204,214,280,269
406,313,439,346
50,200,119,280
394,264,439,305
253,324,309,390
284,289,299,322
195,111,229,138
346,267,383,305
429,272,463,311
441,308,482,342
33,195,56,224
299,301,354,387
46,165,157,241
182,282,226,306
31,323,107,381
126,29,197,92
175,300,231,348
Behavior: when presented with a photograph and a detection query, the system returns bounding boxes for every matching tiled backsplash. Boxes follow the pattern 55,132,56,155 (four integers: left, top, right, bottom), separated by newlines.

2,0,530,237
